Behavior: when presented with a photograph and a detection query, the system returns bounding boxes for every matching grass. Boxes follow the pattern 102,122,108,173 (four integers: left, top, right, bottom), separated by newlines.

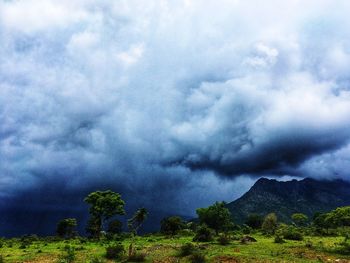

0,234,349,262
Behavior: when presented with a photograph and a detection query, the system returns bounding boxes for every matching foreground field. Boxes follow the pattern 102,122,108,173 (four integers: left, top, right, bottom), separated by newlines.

0,234,350,263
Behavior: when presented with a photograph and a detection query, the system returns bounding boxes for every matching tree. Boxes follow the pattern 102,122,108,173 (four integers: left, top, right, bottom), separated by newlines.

128,208,148,257
196,202,232,235
291,213,308,227
325,206,350,228
128,207,148,235
245,214,263,229
84,190,125,238
262,213,278,235
56,218,77,239
160,216,185,235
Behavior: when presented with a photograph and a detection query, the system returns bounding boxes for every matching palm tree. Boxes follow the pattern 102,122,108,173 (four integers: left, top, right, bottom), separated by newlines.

128,208,148,257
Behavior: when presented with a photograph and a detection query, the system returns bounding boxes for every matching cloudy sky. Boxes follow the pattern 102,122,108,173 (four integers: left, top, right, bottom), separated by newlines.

1,0,350,233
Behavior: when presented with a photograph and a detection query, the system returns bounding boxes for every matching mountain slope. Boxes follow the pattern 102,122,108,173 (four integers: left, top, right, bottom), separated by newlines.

227,177,350,224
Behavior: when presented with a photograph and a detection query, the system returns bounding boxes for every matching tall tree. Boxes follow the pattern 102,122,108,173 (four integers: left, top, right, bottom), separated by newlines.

84,190,125,238
196,201,232,235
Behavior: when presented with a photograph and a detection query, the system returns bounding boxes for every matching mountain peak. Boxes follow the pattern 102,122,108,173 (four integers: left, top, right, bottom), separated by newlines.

227,177,350,224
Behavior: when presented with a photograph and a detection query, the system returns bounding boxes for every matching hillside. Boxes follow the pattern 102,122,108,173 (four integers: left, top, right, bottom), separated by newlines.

227,177,350,224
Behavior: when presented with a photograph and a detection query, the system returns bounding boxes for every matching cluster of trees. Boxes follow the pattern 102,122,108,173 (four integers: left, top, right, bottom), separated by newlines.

55,189,350,243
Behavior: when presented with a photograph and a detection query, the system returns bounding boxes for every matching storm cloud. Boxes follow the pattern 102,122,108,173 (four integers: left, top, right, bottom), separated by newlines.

1,0,350,231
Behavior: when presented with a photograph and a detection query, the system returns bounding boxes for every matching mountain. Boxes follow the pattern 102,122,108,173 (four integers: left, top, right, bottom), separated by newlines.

227,177,350,224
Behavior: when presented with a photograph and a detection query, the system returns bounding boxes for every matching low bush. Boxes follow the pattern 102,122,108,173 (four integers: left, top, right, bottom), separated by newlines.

106,244,125,260
57,245,76,263
0,255,3,263
193,225,213,242
89,256,106,263
282,226,303,241
127,252,146,262
217,235,230,245
190,251,206,263
179,243,196,257
274,234,285,244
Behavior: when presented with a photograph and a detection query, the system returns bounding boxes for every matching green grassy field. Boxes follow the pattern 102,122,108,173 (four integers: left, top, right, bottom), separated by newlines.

0,233,349,262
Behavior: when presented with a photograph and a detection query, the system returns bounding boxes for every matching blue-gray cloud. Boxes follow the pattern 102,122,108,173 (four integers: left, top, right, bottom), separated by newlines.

1,0,350,221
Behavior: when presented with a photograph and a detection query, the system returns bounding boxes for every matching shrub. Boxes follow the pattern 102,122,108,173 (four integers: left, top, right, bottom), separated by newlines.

193,225,213,242
0,255,3,263
241,224,252,234
282,226,303,241
105,244,125,260
57,245,76,263
217,235,230,245
179,243,196,257
190,251,206,263
274,234,285,244
127,252,146,262
89,256,106,263
262,213,278,235
337,235,350,255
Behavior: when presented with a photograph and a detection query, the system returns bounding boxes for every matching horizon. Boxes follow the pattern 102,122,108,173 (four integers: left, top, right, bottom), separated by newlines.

1,0,350,236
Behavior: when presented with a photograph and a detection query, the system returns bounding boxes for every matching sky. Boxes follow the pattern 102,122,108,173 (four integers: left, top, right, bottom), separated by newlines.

1,0,350,234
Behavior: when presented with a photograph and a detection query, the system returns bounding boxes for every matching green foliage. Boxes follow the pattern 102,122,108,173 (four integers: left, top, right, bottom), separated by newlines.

193,225,214,242
245,214,263,229
274,234,285,243
84,190,125,237
56,218,77,238
179,243,196,257
196,201,232,234
325,206,350,228
217,235,230,245
128,208,148,235
262,213,278,235
127,252,146,262
105,243,125,259
337,235,350,255
57,245,76,263
190,251,206,263
89,256,106,263
281,226,303,241
160,216,185,235
0,255,3,263
292,213,308,227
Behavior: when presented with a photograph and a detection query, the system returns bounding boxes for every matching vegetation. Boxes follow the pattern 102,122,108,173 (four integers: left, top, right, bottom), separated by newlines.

84,190,125,238
1,190,350,262
160,216,185,235
196,201,232,235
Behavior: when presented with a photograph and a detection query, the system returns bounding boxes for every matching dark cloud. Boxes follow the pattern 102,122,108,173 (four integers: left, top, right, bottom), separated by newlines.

1,0,350,235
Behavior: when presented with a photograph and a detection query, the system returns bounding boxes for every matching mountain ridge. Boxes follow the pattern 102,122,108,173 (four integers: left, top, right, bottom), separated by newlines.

227,177,350,224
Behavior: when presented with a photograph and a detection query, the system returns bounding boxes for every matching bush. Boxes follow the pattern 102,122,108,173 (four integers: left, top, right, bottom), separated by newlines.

89,256,106,263
0,255,3,263
105,244,125,260
274,234,285,244
57,245,76,263
217,235,230,245
337,235,350,255
179,243,196,257
127,252,146,262
282,226,303,241
193,225,213,242
190,251,206,263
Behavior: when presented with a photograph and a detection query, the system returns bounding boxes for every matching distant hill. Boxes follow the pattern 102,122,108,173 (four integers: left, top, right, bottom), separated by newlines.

227,177,350,224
